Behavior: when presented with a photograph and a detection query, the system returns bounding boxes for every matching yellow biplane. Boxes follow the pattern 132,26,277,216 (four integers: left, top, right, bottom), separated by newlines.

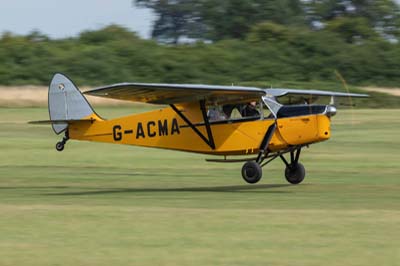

31,73,368,184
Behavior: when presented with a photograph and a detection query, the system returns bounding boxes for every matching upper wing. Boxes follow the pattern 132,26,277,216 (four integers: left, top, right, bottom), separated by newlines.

84,83,266,105
266,88,369,98
266,89,369,98
265,88,369,104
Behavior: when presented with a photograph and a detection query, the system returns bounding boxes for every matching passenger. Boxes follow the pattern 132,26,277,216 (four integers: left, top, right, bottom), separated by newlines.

208,107,227,121
240,101,260,117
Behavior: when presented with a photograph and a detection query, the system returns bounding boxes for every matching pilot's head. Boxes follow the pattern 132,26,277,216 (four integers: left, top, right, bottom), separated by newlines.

248,101,257,108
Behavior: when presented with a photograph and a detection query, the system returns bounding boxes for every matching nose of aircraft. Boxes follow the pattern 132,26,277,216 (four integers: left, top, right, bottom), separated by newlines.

325,105,337,117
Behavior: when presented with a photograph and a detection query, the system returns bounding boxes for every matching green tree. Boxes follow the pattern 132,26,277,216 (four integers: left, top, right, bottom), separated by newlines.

325,16,380,43
307,0,400,39
134,0,305,42
79,25,139,44
134,0,206,43
201,0,305,41
247,22,292,43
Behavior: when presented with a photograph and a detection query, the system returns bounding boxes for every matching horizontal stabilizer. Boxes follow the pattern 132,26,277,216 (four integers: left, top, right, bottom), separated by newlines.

29,119,94,125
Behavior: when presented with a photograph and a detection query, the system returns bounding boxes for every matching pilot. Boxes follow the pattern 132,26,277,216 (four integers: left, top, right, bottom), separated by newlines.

240,101,260,117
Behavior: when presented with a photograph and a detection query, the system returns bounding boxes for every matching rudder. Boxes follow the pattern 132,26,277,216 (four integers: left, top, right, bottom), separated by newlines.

49,73,96,134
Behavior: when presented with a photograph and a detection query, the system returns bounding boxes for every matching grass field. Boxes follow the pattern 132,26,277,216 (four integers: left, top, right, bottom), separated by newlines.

0,107,399,266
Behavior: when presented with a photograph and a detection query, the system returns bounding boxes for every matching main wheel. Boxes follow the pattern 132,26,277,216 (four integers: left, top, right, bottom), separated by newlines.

285,163,305,184
55,141,64,152
241,161,262,184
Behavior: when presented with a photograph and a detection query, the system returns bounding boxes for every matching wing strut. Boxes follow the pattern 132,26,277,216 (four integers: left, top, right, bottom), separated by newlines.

199,100,216,150
170,100,216,150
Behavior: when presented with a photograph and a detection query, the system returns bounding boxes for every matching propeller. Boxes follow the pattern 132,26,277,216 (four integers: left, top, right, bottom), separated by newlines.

334,70,356,126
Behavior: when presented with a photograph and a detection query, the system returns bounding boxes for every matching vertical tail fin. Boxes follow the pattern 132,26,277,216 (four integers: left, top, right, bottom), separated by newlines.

49,73,96,134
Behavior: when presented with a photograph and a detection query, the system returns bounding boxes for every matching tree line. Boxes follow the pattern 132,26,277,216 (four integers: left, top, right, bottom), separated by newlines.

0,0,399,87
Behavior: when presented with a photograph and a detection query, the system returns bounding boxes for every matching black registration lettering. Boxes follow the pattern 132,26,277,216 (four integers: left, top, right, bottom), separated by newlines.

158,120,168,136
113,125,122,141
136,122,145,139
147,121,156,137
171,118,180,135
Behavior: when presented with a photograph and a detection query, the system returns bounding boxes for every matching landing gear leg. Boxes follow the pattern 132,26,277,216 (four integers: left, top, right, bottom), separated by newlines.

280,148,306,184
55,130,69,152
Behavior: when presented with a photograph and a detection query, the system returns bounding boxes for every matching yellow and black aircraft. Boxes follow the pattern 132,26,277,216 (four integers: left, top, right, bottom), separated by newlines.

31,73,368,184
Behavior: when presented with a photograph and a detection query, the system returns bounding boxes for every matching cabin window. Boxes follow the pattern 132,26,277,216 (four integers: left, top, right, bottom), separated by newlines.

207,100,273,122
276,105,327,118
207,106,228,121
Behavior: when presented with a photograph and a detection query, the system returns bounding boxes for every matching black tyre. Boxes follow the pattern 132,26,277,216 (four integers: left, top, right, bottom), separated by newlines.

285,162,305,184
56,142,64,152
241,161,262,184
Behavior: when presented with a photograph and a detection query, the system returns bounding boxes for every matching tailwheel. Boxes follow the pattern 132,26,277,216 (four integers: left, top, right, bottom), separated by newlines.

55,130,69,152
55,141,65,152
285,162,305,185
241,161,262,184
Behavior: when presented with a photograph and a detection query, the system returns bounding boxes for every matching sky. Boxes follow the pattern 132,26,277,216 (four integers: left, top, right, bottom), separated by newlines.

0,0,154,39
1,0,400,40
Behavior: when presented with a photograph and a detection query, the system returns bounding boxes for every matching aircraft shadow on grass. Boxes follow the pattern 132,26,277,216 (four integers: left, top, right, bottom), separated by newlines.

39,184,293,196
